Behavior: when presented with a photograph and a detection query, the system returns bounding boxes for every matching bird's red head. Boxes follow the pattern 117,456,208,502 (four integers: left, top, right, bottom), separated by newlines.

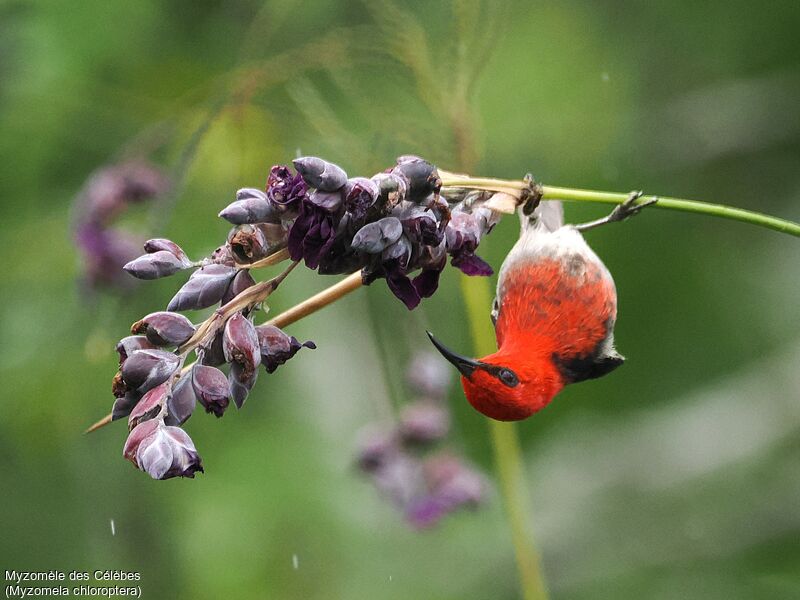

427,332,564,421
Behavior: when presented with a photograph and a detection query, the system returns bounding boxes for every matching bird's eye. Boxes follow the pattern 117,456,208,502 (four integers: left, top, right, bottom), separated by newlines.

497,368,519,387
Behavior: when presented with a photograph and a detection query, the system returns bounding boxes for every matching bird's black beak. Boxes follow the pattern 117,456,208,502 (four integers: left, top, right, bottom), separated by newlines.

426,331,483,378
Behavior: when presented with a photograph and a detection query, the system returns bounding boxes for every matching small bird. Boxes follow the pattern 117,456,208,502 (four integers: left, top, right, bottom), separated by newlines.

428,192,655,421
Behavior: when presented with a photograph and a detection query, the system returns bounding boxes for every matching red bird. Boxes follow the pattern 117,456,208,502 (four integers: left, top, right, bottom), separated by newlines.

428,193,655,421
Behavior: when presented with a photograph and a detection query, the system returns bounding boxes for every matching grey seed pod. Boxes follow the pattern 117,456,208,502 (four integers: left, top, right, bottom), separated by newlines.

131,312,196,347
143,238,191,266
167,264,237,312
350,217,403,254
120,349,180,394
191,364,230,418
293,156,347,191
128,381,169,431
221,269,256,305
123,251,185,280
166,373,196,425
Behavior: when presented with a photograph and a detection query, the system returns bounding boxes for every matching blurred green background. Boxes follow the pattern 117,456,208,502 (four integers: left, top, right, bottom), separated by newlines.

2,0,800,598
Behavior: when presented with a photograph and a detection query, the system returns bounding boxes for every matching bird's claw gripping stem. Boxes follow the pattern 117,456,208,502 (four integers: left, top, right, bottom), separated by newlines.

575,191,658,232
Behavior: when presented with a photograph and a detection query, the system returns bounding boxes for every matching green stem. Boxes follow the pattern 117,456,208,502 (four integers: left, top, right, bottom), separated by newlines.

541,186,800,237
459,274,549,600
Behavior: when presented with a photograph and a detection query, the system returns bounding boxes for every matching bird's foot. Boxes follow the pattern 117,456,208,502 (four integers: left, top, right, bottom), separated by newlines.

575,191,657,232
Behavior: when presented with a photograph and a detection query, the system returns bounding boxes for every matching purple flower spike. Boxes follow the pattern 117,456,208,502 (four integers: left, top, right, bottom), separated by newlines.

254,324,316,373
124,420,203,480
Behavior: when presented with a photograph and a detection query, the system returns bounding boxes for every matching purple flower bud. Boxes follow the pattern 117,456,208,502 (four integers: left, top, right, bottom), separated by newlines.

120,349,180,394
399,206,443,246
143,238,191,266
223,313,261,381
123,250,186,280
219,192,279,225
293,156,347,191
343,177,378,221
131,312,195,347
112,391,141,421
254,324,316,373
191,364,230,417
308,189,344,213
350,217,403,254
228,361,257,409
406,351,452,398
124,420,203,480
398,402,450,446
128,381,169,430
116,336,156,365
266,165,307,216
221,269,256,305
392,156,440,201
167,264,237,311
166,373,196,425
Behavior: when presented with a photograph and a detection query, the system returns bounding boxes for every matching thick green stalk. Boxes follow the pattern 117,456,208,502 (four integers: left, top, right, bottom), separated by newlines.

459,274,549,600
